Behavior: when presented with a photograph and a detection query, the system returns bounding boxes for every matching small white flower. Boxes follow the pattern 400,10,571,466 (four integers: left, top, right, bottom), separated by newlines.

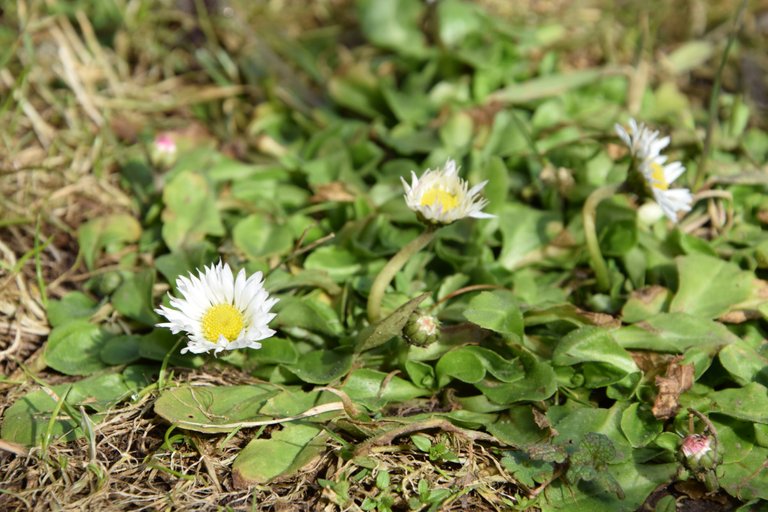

640,156,693,223
615,119,692,223
400,159,495,225
155,261,278,355
614,118,669,162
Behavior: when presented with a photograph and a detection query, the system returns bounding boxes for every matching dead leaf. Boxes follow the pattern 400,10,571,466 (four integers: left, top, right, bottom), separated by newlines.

652,356,694,420
310,182,356,203
630,351,674,374
532,407,558,438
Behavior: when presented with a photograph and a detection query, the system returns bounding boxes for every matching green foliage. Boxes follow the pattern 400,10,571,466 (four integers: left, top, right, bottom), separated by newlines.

233,423,330,485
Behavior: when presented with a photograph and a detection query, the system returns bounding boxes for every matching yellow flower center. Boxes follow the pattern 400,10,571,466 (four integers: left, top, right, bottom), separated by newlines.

201,304,244,343
649,162,668,191
421,188,459,211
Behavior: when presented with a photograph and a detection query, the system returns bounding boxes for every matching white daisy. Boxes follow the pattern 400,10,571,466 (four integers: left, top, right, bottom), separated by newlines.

400,159,495,225
155,261,278,355
614,118,670,162
615,118,692,223
640,156,693,223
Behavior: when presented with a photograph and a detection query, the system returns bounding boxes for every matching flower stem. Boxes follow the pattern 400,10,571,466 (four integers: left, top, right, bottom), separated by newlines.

695,0,747,190
582,183,621,292
367,227,437,323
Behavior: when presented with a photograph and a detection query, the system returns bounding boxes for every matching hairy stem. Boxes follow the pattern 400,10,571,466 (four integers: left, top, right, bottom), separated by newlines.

582,183,621,292
367,227,437,323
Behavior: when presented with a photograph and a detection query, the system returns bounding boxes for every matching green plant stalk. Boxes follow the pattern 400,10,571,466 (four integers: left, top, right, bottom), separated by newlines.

695,0,748,190
582,183,621,292
367,227,437,323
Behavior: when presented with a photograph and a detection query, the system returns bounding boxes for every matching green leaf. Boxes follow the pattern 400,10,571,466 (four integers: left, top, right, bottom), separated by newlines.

543,460,676,512
358,0,427,57
341,369,428,407
436,0,482,47
719,340,768,386
136,328,205,367
155,243,218,291
436,348,486,386
46,292,99,328
161,172,224,252
77,214,141,270
553,327,638,378
246,337,299,365
233,213,294,260
620,286,670,323
489,67,622,104
356,293,429,353
619,403,662,448
670,254,753,319
498,204,559,271
488,406,550,447
288,349,353,385
475,351,557,404
44,320,111,375
1,372,137,446
304,246,363,283
436,346,523,388
501,450,555,488
111,269,159,325
100,334,142,365
549,402,630,459
682,382,768,424
232,423,329,486
411,434,432,452
154,384,281,433
274,294,343,337
463,291,523,341
719,445,768,501
613,313,738,352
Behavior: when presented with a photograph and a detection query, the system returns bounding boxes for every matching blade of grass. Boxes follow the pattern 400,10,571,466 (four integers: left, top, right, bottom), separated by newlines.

35,215,48,309
695,0,748,190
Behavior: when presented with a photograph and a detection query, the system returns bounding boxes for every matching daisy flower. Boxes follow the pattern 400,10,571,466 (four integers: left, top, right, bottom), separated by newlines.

615,118,693,223
640,156,693,222
155,261,278,355
400,159,494,225
614,118,669,162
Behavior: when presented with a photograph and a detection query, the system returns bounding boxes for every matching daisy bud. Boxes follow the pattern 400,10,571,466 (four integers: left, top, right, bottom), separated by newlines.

403,310,440,347
679,434,718,472
151,133,178,169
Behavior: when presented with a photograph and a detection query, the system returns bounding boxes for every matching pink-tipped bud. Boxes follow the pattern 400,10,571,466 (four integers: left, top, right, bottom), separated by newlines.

680,434,718,471
151,133,178,168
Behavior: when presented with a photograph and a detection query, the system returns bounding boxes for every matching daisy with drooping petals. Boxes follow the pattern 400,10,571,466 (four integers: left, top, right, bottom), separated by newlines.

640,156,693,222
401,159,495,225
155,261,278,355
614,118,670,162
614,118,692,223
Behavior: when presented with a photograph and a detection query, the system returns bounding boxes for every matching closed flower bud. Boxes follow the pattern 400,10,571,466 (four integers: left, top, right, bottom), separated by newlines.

403,310,440,347
151,133,178,169
680,434,719,472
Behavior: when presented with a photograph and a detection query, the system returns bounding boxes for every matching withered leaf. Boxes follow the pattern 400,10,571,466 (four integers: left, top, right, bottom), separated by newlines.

652,356,694,420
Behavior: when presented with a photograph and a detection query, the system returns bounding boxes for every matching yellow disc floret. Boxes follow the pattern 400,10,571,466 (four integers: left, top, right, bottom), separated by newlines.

649,162,669,191
420,188,459,211
201,304,244,343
